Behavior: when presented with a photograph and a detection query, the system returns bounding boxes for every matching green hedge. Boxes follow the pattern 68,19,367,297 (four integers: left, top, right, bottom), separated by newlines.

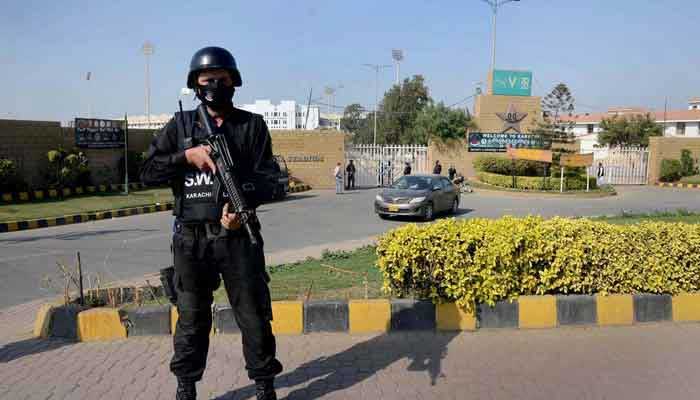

473,155,545,176
660,159,682,182
680,175,700,185
376,217,700,311
477,171,597,191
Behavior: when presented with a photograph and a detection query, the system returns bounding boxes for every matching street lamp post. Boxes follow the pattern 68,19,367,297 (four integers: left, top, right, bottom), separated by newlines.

363,63,391,145
481,0,519,75
142,41,154,128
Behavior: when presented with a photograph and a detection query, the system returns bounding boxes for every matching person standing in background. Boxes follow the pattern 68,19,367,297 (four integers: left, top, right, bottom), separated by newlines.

448,165,457,181
334,162,343,194
403,162,412,176
597,162,606,187
433,160,442,175
345,160,356,190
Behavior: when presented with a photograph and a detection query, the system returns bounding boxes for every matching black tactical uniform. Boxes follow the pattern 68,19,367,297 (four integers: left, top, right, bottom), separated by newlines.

141,47,282,400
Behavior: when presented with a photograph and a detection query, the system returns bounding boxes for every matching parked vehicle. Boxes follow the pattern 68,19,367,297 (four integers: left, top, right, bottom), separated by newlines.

374,174,460,221
271,155,289,200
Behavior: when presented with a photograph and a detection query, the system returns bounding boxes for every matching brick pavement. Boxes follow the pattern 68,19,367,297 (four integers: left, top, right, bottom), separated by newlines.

2,324,700,399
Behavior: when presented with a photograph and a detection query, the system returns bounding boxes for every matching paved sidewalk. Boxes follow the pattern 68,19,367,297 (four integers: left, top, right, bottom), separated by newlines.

3,324,700,399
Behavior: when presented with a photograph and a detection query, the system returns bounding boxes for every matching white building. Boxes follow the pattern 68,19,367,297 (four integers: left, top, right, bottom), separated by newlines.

319,112,342,131
126,114,172,130
560,98,700,152
238,100,320,130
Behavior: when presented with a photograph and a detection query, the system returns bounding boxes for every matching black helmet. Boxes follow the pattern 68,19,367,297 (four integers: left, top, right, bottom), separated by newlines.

187,46,242,89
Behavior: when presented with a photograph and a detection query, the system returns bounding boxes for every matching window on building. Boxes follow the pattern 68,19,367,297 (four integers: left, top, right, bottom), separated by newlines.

283,112,287,116
587,124,594,134
677,122,686,135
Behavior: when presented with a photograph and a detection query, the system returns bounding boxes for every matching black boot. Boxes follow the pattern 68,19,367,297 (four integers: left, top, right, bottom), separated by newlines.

176,378,196,400
255,379,277,400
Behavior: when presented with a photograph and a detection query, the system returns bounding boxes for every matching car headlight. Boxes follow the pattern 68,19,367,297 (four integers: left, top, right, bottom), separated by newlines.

409,197,425,204
375,195,384,202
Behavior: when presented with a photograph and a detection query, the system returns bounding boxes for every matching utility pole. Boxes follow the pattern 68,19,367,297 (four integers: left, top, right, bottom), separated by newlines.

481,0,520,74
142,41,154,128
363,63,391,145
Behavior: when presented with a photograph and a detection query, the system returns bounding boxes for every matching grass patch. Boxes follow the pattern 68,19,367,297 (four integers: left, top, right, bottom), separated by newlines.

0,188,173,222
593,209,700,225
214,246,383,304
680,175,700,185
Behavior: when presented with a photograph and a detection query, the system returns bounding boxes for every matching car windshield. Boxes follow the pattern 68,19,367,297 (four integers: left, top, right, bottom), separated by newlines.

392,176,432,190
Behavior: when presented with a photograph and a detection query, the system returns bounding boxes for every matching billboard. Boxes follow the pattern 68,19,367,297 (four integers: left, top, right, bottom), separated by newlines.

75,118,125,149
506,147,553,163
468,132,548,153
561,153,594,167
492,70,533,97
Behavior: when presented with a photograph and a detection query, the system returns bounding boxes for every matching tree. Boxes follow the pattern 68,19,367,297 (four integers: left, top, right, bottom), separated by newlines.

340,103,367,134
528,84,578,155
598,113,662,147
379,75,431,144
412,102,476,145
542,83,575,125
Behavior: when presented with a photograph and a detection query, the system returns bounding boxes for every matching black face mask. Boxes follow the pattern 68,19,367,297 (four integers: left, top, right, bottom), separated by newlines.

196,79,235,107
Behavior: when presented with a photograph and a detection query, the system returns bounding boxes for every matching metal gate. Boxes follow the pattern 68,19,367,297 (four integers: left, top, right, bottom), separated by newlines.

345,144,429,188
586,146,649,185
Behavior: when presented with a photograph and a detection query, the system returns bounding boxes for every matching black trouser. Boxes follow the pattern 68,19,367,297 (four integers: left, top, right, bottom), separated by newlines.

170,221,283,383
346,174,355,190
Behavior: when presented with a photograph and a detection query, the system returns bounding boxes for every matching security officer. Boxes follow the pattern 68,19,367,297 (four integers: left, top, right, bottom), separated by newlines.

141,46,282,400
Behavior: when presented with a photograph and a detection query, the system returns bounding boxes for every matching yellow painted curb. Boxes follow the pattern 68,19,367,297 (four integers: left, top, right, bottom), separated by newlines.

87,186,96,193
1,193,11,202
27,220,38,229
62,188,71,196
34,190,44,200
596,294,634,326
19,192,29,201
271,301,303,335
672,294,700,322
48,189,58,198
6,222,18,232
75,187,84,195
519,295,557,329
436,302,476,331
65,215,75,224
171,306,178,335
77,308,127,341
47,219,56,227
99,185,107,192
349,299,391,334
34,304,54,338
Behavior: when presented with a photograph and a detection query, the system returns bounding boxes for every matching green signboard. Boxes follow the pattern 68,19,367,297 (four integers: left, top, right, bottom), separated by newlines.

492,70,532,97
468,132,549,152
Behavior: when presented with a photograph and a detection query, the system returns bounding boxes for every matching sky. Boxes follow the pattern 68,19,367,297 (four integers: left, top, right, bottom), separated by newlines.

3,0,700,122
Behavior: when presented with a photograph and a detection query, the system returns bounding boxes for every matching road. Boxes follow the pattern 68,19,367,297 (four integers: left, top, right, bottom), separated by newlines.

1,186,699,309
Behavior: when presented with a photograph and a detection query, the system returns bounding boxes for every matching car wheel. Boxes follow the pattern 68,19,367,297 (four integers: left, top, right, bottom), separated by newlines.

423,203,434,221
451,198,459,214
379,214,389,220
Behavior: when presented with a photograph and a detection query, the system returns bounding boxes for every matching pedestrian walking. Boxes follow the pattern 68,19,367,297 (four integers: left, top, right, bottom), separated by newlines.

433,160,442,175
597,162,606,187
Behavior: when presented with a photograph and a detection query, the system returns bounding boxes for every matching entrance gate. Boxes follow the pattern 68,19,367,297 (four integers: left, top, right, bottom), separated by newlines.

345,144,429,187
586,146,649,185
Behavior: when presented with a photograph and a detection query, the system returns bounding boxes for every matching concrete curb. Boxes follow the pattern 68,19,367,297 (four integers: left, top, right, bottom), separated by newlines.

0,183,148,205
35,293,700,342
655,182,700,189
0,202,174,233
288,184,312,193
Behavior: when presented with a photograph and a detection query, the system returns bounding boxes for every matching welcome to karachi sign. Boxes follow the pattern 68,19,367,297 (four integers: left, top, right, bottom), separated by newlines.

75,118,125,149
468,132,548,153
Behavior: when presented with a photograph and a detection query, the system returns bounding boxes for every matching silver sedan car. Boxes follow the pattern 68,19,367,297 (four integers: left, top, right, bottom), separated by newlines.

374,174,460,221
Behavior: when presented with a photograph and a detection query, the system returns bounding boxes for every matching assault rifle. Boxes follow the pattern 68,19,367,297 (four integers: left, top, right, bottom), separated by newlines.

196,104,259,246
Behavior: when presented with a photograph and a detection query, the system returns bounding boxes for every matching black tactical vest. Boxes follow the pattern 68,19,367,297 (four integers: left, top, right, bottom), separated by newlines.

174,110,223,223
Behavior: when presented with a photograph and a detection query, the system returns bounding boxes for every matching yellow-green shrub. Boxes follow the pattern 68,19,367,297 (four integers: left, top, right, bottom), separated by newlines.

376,217,700,312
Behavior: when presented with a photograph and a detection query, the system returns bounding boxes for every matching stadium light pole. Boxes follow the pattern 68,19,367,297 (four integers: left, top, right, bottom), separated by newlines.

481,0,519,74
391,49,404,86
363,63,391,145
142,41,154,128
